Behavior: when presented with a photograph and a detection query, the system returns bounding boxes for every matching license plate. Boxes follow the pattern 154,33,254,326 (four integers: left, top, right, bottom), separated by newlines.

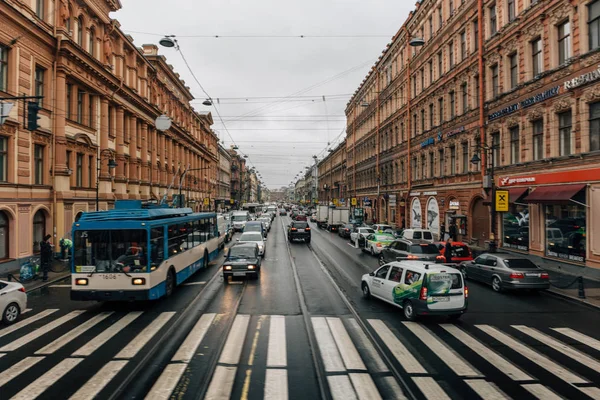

100,274,117,280
431,296,450,302
233,272,246,276
298,229,305,232
526,273,540,277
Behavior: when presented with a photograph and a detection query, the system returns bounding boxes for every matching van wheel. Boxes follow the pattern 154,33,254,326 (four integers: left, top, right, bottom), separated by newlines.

403,300,416,321
362,283,371,299
165,268,176,297
492,276,503,293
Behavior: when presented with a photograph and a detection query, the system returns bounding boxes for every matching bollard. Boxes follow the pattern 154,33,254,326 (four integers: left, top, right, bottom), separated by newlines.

578,276,586,299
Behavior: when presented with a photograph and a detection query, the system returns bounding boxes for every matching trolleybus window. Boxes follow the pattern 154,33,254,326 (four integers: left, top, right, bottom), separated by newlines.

150,227,164,268
74,229,148,272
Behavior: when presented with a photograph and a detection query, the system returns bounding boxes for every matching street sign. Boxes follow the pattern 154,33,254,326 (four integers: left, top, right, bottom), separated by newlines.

203,197,210,206
495,190,509,212
351,197,357,206
363,199,372,207
354,208,364,217
230,199,234,204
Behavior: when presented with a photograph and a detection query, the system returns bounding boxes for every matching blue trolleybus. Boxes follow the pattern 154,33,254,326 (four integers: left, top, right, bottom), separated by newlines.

70,200,219,301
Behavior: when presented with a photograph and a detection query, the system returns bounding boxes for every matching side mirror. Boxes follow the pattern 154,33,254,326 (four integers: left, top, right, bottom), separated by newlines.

236,239,240,242
369,272,375,276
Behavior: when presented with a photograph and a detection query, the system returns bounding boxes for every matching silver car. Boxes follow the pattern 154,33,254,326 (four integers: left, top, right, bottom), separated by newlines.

460,253,550,292
237,232,266,257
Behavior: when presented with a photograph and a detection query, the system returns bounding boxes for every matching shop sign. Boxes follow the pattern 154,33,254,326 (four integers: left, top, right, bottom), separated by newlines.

564,65,600,90
495,190,509,212
410,192,421,197
426,197,440,236
351,197,357,206
354,208,364,217
445,126,465,138
363,199,372,207
547,250,585,263
389,194,396,206
203,198,210,206
421,137,435,148
410,191,437,197
503,242,529,251
423,191,438,196
411,198,422,229
500,176,536,186
499,167,600,186
488,86,560,121
449,200,460,210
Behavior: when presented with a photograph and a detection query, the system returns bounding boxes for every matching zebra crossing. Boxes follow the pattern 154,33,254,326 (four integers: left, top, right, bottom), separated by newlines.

0,308,599,399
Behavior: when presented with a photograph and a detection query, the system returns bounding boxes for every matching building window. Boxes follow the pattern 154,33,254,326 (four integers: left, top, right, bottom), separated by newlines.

0,211,8,259
449,91,455,119
421,109,425,132
0,45,8,92
545,198,587,262
589,0,600,50
590,103,600,152
420,68,424,90
428,61,433,83
438,6,443,28
32,210,45,254
475,74,480,107
439,148,445,176
507,0,515,22
510,126,520,164
108,105,114,136
473,19,479,51
421,155,426,178
509,53,518,89
491,64,499,98
450,146,456,175
36,0,44,19
88,155,94,188
34,144,44,185
438,97,444,123
88,95,94,127
35,66,45,107
77,89,84,124
438,51,443,77
533,119,544,160
492,133,500,167
461,83,468,114
449,0,454,14
0,136,7,182
449,41,454,68
76,153,83,187
429,16,433,38
490,4,497,35
89,28,95,56
559,110,572,156
429,152,434,177
558,20,571,65
411,157,417,180
531,38,542,76
460,31,466,60
462,142,469,173
77,16,84,45
413,113,418,136
401,161,405,182
429,103,434,127
66,84,72,119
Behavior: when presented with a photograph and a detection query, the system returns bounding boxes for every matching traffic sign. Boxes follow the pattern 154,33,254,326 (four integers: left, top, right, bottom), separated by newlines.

495,190,509,212
351,197,357,206
203,197,210,206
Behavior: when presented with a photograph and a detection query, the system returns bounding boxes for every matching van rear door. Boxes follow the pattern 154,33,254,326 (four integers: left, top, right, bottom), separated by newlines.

426,272,465,310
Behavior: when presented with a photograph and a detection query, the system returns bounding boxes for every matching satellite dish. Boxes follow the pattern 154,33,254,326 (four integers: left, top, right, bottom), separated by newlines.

155,115,172,131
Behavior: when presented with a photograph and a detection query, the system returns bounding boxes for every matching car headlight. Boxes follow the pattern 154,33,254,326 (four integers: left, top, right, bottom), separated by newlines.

224,265,232,270
248,265,256,270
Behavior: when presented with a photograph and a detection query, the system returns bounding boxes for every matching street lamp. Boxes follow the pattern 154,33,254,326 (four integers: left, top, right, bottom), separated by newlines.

470,143,499,252
96,149,117,211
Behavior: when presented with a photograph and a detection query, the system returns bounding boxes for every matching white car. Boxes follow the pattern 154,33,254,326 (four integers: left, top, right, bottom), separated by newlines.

258,217,271,231
1,280,27,325
237,232,266,257
350,227,375,244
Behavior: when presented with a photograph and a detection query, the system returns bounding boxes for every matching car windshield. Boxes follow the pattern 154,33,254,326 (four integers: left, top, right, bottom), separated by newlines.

228,247,256,259
245,224,262,232
409,244,440,254
232,215,247,221
361,228,375,234
504,258,539,270
74,229,148,272
239,233,263,242
375,234,395,241
293,222,309,228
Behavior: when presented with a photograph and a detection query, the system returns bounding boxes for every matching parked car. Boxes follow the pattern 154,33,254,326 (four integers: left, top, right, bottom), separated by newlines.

0,280,27,324
399,229,435,243
379,239,443,265
222,242,261,282
459,253,550,292
433,241,474,264
364,233,397,256
288,221,311,243
237,231,266,257
244,221,267,238
350,227,375,246
361,261,467,320
372,224,393,233
338,223,354,238
258,217,271,232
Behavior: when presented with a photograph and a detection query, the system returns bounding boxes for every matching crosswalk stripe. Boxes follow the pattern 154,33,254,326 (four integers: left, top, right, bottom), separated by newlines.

327,317,366,371
521,384,563,400
580,386,600,399
72,312,143,357
440,324,532,381
349,373,382,400
219,314,250,365
476,325,588,384
512,325,600,373
367,319,426,374
264,369,288,400
327,375,358,400
172,313,216,362
115,312,176,359
68,360,128,400
0,309,58,339
403,322,481,377
0,356,44,387
464,380,509,400
36,312,114,355
552,327,600,352
411,377,450,400
0,310,85,352
204,365,237,400
267,315,287,367
144,363,188,400
10,358,83,400
345,318,389,373
312,317,345,372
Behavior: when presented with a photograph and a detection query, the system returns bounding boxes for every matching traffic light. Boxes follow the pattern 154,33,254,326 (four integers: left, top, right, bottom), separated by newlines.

26,101,41,131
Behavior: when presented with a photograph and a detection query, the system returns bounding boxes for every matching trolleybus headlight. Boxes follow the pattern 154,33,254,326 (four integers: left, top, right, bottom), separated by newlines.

132,278,146,285
224,265,232,270
75,278,88,286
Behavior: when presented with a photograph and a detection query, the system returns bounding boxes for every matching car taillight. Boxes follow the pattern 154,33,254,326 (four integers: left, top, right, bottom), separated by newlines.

510,273,525,279
540,272,549,279
419,286,428,300
291,228,297,231
18,287,26,293
376,243,382,247
305,227,311,231
464,286,469,298
407,255,419,260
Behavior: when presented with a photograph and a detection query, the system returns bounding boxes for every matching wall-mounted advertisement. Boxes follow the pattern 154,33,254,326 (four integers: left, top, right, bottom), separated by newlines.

426,197,440,238
411,198,422,229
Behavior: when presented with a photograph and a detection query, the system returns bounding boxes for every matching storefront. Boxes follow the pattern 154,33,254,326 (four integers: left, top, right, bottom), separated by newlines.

501,188,530,251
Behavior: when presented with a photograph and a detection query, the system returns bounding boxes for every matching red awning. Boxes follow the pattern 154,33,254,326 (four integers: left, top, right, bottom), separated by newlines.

523,184,586,204
508,187,528,203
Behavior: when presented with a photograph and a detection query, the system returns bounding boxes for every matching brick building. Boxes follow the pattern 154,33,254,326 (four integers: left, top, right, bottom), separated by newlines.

318,140,347,206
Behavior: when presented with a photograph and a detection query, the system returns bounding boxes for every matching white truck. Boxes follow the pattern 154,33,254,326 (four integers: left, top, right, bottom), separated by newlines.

327,207,350,230
316,205,329,229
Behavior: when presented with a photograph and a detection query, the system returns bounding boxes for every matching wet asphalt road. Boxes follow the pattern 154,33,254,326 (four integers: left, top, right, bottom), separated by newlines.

1,214,599,400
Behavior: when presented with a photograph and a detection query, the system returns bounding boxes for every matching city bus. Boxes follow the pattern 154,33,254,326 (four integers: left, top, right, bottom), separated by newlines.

70,200,219,301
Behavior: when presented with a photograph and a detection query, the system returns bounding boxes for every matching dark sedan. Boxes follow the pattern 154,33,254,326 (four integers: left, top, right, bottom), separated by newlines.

288,221,311,243
378,239,443,266
222,243,261,282
338,223,354,238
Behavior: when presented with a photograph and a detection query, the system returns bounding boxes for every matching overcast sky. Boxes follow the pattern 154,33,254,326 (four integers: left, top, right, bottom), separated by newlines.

114,0,413,189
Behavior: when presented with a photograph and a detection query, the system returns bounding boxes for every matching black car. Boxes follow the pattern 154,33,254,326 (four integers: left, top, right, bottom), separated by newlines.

378,239,442,266
223,243,261,282
288,221,311,243
338,223,354,238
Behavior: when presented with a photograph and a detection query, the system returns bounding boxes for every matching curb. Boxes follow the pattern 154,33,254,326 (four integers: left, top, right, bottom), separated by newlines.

26,273,71,293
544,288,600,311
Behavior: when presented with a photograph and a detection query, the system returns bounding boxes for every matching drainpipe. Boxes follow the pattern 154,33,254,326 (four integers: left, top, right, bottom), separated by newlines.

376,69,381,222
51,1,61,242
478,0,486,242
404,26,412,228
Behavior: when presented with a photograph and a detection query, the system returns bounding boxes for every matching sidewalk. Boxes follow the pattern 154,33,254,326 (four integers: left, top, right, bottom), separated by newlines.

4,259,71,292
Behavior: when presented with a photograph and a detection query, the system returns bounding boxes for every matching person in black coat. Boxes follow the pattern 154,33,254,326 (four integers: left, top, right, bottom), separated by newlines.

444,237,454,264
40,234,53,281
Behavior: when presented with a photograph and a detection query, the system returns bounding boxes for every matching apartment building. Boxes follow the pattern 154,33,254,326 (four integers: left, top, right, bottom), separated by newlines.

318,140,347,206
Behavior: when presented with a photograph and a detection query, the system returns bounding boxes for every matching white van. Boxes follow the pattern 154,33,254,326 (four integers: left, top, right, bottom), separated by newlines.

217,215,231,249
400,229,434,243
231,211,250,232
361,261,467,320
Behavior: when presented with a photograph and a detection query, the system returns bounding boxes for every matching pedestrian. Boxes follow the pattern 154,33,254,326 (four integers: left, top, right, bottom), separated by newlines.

444,237,453,264
449,221,458,241
40,234,53,281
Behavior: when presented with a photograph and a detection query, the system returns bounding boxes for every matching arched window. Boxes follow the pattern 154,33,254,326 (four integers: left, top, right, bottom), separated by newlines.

89,27,95,56
32,210,46,253
0,211,8,259
77,16,84,45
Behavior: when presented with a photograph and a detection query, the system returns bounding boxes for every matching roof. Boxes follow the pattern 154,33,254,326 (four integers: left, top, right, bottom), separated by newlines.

231,242,258,249
386,260,461,273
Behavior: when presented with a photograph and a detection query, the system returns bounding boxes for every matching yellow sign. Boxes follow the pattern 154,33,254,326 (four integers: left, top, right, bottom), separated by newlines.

230,199,234,204
333,198,338,205
495,190,509,212
203,198,210,206
351,197,357,206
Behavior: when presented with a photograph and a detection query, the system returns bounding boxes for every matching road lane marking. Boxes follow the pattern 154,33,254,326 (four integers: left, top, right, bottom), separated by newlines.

36,312,113,355
440,324,532,381
411,377,450,400
0,356,44,387
69,360,128,399
476,325,588,384
346,318,389,373
115,312,176,359
403,322,481,377
464,380,509,400
521,384,563,400
264,369,288,400
311,317,345,372
367,319,426,374
267,315,287,367
349,373,382,400
512,325,600,372
327,375,357,400
182,281,206,286
219,314,250,365
551,327,600,352
48,284,71,288
0,310,85,352
327,317,366,371
204,365,237,400
73,312,143,356
10,358,83,400
171,313,216,362
0,309,58,339
144,363,188,400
